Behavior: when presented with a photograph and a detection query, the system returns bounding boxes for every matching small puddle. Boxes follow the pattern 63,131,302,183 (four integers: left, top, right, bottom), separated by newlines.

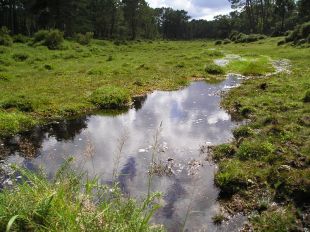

214,54,242,67
1,75,247,231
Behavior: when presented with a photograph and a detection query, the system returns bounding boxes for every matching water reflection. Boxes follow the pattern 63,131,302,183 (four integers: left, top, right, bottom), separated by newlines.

4,76,246,231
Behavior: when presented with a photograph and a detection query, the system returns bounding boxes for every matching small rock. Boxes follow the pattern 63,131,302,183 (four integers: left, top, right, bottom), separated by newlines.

278,165,291,172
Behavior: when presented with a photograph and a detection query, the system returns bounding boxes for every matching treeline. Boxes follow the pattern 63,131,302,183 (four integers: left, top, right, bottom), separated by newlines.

0,0,309,40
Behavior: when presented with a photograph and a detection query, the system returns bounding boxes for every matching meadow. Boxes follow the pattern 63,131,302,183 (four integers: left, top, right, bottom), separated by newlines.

0,37,309,231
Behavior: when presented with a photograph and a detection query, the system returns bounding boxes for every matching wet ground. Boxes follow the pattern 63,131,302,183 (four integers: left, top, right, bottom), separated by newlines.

1,75,247,231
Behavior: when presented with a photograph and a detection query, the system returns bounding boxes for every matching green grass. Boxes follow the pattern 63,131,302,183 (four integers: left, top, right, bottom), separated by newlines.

0,37,309,230
90,85,131,109
213,37,310,229
0,39,278,136
0,163,164,232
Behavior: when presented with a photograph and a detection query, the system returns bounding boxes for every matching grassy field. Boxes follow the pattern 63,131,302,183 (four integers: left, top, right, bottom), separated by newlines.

0,37,309,230
0,38,274,136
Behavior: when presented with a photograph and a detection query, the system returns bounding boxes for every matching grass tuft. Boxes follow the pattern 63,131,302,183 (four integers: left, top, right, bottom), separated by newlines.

90,86,131,109
205,63,225,75
0,164,164,232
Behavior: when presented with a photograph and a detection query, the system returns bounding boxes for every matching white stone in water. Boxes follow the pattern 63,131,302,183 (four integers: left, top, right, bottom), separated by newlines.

138,149,147,153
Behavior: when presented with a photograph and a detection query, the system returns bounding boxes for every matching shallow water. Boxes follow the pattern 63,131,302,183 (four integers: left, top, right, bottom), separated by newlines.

2,75,247,231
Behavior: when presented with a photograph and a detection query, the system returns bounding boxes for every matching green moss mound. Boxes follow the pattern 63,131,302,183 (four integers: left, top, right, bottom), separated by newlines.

205,63,225,75
90,86,131,109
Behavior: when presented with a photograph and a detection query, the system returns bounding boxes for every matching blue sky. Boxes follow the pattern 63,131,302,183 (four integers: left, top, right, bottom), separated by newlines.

146,0,232,20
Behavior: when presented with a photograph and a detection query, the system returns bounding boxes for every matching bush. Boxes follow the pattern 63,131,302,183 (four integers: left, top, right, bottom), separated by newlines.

237,140,275,160
284,22,310,44
33,30,49,43
33,29,64,49
231,32,266,43
205,63,225,75
0,26,13,46
76,32,94,45
12,53,29,62
90,86,131,109
13,34,29,43
215,40,222,45
44,29,64,49
223,38,231,44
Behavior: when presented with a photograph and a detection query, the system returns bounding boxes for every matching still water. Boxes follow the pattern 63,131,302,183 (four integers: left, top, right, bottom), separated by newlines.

3,75,246,231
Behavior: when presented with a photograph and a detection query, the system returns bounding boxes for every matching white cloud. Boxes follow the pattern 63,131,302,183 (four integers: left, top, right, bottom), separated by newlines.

146,0,232,20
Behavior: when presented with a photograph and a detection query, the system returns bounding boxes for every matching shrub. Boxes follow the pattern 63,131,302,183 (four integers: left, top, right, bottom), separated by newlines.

229,31,239,41
205,63,225,75
284,22,310,44
0,26,13,46
33,30,49,43
215,40,222,45
90,86,131,109
12,53,29,62
76,32,94,45
237,140,275,160
300,21,310,38
33,29,64,49
44,29,64,49
13,34,29,43
231,32,266,43
223,38,231,44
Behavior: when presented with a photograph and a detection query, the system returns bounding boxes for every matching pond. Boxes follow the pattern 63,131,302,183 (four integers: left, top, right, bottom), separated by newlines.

1,75,246,231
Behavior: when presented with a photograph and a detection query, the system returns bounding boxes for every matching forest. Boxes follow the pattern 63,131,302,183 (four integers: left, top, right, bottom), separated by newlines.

0,0,309,40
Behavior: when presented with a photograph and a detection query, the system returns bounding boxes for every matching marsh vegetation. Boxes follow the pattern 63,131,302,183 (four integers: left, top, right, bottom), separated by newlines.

0,0,309,231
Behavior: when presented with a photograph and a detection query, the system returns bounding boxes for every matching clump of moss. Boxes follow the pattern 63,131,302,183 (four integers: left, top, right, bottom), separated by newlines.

12,53,29,62
233,126,254,139
215,159,248,196
237,140,275,160
251,207,297,231
0,111,36,136
212,144,236,160
90,86,131,109
303,90,310,103
0,96,34,112
205,63,225,75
